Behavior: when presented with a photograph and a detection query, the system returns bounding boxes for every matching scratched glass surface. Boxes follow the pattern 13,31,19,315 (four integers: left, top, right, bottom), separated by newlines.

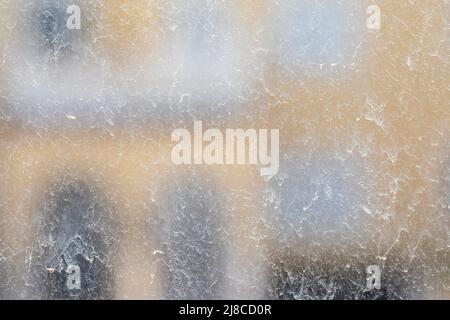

0,0,449,299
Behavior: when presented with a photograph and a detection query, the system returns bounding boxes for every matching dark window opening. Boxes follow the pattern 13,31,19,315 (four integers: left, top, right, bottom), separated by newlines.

28,179,115,300
35,0,77,62
163,180,224,299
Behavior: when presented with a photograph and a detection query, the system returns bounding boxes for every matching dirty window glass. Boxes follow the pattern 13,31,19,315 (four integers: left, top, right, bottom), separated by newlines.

0,0,448,300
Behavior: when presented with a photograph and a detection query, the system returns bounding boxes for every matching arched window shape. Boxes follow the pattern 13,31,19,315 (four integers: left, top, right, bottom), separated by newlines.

173,1,230,73
266,153,373,299
3,1,109,125
34,0,78,62
269,153,368,245
276,0,362,71
28,180,115,299
162,0,244,104
163,180,224,299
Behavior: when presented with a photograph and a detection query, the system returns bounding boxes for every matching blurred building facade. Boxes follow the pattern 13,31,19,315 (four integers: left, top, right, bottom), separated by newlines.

0,0,448,299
